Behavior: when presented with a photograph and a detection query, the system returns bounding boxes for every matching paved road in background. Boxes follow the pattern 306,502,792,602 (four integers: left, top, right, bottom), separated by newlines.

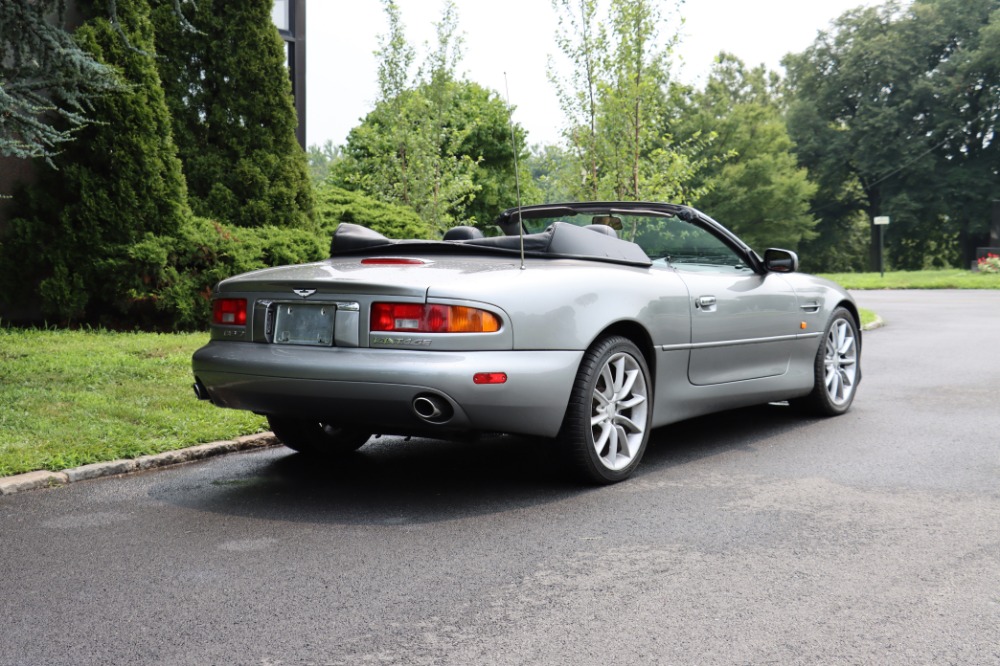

2,290,999,666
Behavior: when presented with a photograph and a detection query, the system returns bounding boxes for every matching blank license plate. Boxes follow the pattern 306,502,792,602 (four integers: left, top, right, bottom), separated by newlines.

273,303,335,346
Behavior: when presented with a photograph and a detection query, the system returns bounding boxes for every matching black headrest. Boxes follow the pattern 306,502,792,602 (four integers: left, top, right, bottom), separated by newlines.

443,226,485,241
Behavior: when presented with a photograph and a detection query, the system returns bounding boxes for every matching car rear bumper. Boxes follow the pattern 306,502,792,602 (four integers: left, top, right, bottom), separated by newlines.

192,341,583,438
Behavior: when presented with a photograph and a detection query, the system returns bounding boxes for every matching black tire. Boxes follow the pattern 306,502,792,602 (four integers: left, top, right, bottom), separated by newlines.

791,306,861,416
267,416,371,456
559,335,652,484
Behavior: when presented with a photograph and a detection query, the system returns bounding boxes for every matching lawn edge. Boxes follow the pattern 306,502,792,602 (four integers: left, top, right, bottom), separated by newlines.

0,433,280,497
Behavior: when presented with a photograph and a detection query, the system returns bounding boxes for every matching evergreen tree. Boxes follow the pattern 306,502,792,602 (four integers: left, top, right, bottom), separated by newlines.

0,0,191,325
150,0,314,229
0,0,125,163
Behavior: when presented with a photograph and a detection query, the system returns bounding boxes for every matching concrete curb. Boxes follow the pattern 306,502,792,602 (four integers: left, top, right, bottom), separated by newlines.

0,433,279,497
863,315,885,331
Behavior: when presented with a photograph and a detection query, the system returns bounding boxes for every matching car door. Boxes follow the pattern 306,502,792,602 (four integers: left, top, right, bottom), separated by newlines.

654,219,801,386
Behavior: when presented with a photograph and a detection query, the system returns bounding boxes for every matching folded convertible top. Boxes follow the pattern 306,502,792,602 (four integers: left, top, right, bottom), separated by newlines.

329,221,652,267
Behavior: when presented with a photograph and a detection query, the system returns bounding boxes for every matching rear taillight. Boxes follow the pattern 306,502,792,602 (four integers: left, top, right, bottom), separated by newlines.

213,298,247,326
371,303,500,333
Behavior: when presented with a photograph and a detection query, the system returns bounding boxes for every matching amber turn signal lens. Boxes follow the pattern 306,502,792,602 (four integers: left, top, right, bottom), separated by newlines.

447,306,501,333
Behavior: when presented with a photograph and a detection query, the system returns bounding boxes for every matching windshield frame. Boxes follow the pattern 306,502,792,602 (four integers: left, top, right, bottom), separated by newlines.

495,202,763,274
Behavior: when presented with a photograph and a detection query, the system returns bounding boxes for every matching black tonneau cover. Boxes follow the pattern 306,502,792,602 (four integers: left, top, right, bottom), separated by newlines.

330,222,652,267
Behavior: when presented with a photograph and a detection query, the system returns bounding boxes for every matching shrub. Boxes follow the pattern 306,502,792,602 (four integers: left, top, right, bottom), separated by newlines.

128,216,327,330
315,183,436,239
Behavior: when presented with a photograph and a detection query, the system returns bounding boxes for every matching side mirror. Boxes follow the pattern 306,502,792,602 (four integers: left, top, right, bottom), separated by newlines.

764,248,799,273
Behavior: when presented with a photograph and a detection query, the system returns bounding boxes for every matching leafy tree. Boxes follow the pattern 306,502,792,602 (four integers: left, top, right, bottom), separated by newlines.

550,0,705,203
670,54,818,254
550,0,604,198
526,143,578,204
599,0,672,200
333,1,529,231
0,0,200,163
449,82,537,222
0,0,191,326
307,140,343,185
785,0,1000,269
150,0,314,229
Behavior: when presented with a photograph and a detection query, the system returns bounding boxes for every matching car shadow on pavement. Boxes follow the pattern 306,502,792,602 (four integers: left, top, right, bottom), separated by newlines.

640,402,817,471
155,403,822,526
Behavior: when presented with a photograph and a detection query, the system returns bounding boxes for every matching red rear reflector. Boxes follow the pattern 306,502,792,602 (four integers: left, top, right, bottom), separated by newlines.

361,257,428,265
473,372,508,385
213,298,247,326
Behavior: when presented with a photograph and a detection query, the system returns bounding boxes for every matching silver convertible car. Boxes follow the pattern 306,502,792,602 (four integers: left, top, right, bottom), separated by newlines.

192,202,861,483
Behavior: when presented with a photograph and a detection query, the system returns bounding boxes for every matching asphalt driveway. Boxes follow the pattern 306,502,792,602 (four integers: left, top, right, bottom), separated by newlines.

1,290,998,665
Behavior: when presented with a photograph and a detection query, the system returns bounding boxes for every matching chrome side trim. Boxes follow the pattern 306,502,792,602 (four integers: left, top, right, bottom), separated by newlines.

659,331,821,352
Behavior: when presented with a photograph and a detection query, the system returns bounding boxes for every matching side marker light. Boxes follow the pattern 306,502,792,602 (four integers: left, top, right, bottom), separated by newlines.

473,372,508,385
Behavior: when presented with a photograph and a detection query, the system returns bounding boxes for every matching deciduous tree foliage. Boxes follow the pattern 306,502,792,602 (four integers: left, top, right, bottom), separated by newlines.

671,54,818,254
0,0,191,326
550,0,708,203
526,143,578,204
150,0,314,229
785,0,1000,269
332,1,532,231
550,0,604,198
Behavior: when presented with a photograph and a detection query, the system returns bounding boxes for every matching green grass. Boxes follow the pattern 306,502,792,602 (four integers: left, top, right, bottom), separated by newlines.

820,269,1000,290
0,328,265,477
859,308,878,329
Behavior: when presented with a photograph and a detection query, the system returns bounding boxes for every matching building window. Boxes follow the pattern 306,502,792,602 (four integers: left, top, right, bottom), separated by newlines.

271,0,290,33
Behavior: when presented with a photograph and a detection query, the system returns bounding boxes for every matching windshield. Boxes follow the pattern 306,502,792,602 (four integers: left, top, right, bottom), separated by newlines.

520,212,750,272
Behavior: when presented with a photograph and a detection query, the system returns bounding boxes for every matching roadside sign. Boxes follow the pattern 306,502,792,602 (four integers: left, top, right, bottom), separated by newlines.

873,216,889,277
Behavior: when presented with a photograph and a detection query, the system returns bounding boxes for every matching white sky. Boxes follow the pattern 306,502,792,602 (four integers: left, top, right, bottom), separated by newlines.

304,0,881,149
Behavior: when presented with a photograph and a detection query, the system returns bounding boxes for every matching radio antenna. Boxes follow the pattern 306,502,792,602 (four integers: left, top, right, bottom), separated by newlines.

504,72,526,270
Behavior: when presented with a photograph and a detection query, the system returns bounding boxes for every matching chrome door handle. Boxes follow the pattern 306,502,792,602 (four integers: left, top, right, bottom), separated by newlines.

697,296,716,307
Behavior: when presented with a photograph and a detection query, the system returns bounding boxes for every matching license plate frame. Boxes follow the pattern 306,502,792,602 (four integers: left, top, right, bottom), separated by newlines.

272,302,336,346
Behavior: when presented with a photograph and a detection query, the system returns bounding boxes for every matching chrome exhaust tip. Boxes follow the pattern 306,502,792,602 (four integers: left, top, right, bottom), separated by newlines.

412,394,453,423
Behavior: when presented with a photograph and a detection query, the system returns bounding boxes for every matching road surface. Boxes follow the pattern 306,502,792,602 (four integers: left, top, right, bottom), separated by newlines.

1,290,998,665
